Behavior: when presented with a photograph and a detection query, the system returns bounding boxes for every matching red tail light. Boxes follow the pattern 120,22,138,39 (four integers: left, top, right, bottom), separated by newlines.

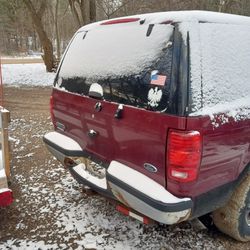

50,96,55,125
167,130,201,183
0,189,13,207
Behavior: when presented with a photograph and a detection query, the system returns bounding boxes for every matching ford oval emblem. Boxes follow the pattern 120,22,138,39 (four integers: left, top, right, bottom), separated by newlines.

144,163,158,173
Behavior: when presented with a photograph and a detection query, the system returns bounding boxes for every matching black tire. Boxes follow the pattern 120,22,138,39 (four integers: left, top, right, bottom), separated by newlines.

212,172,250,242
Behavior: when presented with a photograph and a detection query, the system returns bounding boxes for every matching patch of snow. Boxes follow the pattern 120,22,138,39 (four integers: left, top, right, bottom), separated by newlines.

0,173,8,189
0,187,11,193
4,239,59,250
2,64,55,86
9,136,20,145
192,96,250,124
73,164,107,189
0,169,5,178
108,161,190,204
141,10,250,25
44,131,82,151
80,11,250,32
1,55,42,59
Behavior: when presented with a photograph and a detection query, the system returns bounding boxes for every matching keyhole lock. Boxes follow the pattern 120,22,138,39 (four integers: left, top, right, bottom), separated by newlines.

94,102,102,112
115,104,124,119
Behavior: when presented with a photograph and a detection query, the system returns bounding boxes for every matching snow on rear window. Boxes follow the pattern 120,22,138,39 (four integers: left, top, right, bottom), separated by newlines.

59,24,173,79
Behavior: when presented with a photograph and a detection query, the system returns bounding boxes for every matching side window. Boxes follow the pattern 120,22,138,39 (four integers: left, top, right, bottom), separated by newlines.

199,23,250,107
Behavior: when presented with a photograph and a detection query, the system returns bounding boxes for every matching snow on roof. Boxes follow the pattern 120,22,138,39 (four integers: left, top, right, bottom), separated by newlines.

79,11,250,32
61,11,250,127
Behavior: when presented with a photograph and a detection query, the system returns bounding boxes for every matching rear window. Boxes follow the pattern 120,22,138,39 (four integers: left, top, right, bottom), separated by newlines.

56,23,174,112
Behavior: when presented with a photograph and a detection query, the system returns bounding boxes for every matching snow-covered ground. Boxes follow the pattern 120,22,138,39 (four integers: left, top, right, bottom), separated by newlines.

2,63,55,86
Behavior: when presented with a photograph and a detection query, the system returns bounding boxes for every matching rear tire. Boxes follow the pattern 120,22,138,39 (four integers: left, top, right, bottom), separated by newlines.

212,172,250,242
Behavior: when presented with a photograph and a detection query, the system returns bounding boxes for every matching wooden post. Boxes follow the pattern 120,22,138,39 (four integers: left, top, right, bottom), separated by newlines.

0,108,11,179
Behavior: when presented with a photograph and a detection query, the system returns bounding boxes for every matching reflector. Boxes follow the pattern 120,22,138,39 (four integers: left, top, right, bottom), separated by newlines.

0,189,13,207
50,96,55,126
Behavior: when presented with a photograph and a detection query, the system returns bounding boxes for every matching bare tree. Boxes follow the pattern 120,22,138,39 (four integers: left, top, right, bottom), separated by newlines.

2,0,250,62
54,0,61,60
23,0,55,72
96,0,133,19
68,0,96,28
218,0,242,13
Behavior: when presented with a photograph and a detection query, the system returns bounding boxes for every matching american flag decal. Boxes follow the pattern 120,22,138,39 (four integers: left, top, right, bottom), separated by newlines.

150,74,167,86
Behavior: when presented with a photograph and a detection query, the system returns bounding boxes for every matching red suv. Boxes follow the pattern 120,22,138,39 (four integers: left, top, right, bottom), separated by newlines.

44,11,250,241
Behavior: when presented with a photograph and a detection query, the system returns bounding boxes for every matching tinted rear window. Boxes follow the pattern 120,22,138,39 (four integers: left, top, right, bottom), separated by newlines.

56,23,174,112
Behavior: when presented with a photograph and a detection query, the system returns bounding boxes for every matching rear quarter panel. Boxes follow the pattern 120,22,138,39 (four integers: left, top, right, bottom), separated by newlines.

168,115,250,198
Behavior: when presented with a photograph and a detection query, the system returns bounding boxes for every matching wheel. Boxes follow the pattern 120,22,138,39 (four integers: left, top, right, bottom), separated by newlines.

212,172,250,242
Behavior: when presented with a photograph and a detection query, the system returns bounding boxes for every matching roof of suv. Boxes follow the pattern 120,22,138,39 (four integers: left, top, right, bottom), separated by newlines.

79,10,250,32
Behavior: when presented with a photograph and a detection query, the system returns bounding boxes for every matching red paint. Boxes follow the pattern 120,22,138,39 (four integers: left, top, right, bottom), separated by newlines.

143,217,150,225
116,205,129,216
51,88,250,199
100,18,140,25
0,189,13,207
52,89,186,187
167,115,250,198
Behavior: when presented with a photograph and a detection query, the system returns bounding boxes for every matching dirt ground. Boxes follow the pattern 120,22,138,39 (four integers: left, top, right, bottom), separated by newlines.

0,86,249,249
1,58,43,64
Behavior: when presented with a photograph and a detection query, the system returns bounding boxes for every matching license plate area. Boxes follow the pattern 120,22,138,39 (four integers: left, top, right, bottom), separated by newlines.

74,157,106,180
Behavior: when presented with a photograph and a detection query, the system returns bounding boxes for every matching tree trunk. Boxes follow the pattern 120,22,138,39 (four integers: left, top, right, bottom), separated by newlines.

81,0,90,25
69,0,83,28
69,0,96,28
90,0,96,22
23,0,55,72
55,0,61,61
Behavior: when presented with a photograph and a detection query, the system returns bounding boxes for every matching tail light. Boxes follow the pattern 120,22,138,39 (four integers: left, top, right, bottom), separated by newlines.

0,189,13,207
167,130,201,183
50,96,55,125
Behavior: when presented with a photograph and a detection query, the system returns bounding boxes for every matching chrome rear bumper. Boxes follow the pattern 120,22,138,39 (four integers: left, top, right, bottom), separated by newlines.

44,131,193,224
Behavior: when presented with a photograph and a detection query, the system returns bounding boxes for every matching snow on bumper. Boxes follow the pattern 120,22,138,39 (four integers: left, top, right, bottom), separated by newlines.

43,131,192,224
107,161,192,224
